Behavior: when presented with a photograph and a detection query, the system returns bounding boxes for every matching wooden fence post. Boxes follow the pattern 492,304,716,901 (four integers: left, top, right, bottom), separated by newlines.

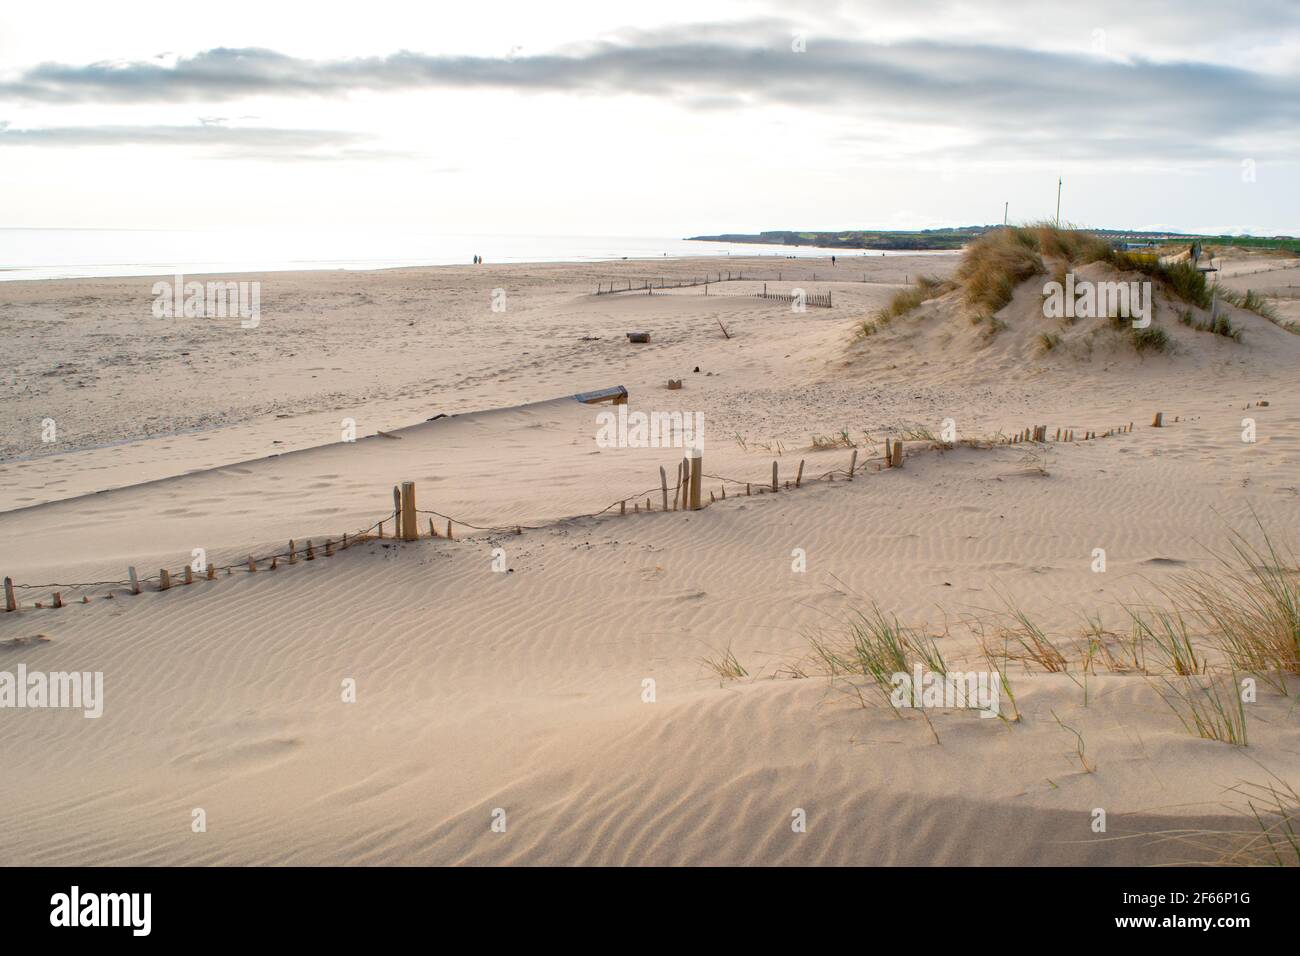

184,565,193,585
288,539,297,564
1152,412,1164,428
401,481,418,541
4,577,15,612
848,449,858,479
393,485,403,539
159,569,171,591
892,440,904,468
795,459,805,488
688,448,703,511
771,461,779,492
128,566,140,595
660,465,669,512
207,564,216,580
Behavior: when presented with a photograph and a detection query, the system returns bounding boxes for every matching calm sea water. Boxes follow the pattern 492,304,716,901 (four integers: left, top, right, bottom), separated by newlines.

0,228,927,282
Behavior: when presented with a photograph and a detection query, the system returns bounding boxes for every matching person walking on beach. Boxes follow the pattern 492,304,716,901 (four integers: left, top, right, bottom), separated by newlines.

831,255,837,267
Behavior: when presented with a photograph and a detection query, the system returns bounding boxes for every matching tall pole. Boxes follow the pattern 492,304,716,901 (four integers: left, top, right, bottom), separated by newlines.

1003,201,1008,226
1055,177,1062,226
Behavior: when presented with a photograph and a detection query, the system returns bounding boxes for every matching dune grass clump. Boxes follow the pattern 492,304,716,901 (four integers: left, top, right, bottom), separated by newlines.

1130,325,1170,353
872,273,956,326
700,644,748,682
1217,287,1280,322
1156,674,1248,746
1177,523,1300,684
1108,251,1212,309
1038,331,1062,352
956,227,1046,313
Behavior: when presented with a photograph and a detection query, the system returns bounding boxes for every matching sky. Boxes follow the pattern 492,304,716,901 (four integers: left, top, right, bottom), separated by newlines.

1,0,1298,237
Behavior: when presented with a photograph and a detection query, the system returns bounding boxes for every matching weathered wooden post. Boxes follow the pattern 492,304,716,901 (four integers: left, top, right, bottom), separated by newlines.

795,459,805,488
660,465,669,511
184,565,193,585
207,564,216,580
1152,412,1164,428
771,461,779,492
688,448,703,511
400,481,418,541
52,591,64,608
128,566,140,595
848,449,858,479
892,440,904,468
393,485,403,539
288,539,297,564
159,569,172,591
3,577,15,612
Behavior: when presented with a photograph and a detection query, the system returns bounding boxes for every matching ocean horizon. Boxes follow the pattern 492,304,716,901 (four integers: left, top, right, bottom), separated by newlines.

0,227,939,282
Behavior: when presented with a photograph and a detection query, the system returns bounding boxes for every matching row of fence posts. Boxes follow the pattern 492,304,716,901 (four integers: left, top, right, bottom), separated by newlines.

4,415,1172,612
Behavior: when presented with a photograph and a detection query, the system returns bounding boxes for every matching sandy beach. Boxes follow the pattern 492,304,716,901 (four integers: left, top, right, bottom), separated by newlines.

2,246,1298,865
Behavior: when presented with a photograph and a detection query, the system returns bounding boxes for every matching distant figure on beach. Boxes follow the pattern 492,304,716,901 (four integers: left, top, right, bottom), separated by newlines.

831,255,837,266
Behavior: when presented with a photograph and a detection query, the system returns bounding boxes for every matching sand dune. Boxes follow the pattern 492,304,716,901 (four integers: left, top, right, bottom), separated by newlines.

2,252,1298,865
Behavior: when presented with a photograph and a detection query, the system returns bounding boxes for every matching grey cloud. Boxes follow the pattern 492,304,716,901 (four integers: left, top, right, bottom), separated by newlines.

2,30,1298,161
0,122,400,160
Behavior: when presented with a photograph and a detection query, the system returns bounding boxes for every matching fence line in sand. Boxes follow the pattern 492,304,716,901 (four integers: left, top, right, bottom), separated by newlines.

2,409,1172,614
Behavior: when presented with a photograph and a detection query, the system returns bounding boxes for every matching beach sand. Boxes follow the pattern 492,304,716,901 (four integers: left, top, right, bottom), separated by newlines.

2,251,1298,865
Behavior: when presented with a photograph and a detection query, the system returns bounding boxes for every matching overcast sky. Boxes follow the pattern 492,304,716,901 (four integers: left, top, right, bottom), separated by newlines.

2,0,1297,236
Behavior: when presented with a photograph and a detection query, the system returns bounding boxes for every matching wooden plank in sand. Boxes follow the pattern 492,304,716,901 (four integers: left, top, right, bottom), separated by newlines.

4,576,15,612
573,386,629,406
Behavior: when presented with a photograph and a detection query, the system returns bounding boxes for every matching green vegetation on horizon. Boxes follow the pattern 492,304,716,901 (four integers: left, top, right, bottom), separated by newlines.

689,227,1300,254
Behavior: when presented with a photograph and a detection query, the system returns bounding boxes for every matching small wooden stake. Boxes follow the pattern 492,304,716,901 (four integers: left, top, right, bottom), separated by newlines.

771,461,778,492
429,519,437,538
688,449,703,511
325,539,334,557
393,485,403,540
620,500,626,516
159,569,171,590
270,557,278,570
247,556,256,572
53,591,63,608
848,449,858,479
4,576,15,612
746,483,751,496
795,459,805,488
306,541,315,560
400,481,418,541
128,566,140,595
288,540,297,564
660,466,669,512
184,565,193,585
1152,412,1164,428
206,564,215,581
446,521,453,540
892,440,904,468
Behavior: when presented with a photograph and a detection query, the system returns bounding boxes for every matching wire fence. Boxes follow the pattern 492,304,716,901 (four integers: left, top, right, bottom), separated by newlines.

3,415,1146,610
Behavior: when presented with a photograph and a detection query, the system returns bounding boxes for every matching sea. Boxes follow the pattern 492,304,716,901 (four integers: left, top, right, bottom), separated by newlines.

0,228,930,282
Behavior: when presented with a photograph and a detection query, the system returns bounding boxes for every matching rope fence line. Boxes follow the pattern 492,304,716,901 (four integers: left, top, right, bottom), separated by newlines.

594,270,908,296
2,409,1164,613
